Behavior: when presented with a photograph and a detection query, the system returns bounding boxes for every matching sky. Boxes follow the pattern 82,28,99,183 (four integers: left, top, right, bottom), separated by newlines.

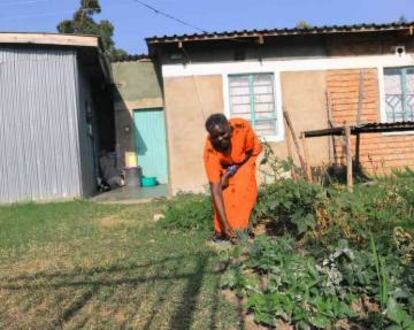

0,0,413,54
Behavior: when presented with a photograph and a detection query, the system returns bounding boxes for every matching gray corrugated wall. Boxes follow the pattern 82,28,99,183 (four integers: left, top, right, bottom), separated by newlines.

76,63,97,197
0,46,82,203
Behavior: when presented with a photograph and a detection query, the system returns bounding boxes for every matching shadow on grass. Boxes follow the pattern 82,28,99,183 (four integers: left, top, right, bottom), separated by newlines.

0,252,243,329
209,271,221,330
141,257,184,330
236,295,246,330
169,254,208,330
0,254,194,282
50,287,98,330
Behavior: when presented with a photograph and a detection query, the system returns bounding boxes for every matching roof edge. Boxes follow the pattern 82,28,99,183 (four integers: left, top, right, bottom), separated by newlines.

0,32,99,48
146,21,414,44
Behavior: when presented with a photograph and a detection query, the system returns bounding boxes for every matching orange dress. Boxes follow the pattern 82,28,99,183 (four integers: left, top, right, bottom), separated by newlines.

203,118,263,234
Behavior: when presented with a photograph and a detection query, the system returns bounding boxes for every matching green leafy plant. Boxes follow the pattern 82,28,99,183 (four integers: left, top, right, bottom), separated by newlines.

386,297,414,330
220,174,414,329
370,233,389,311
223,236,357,329
259,141,297,180
253,179,326,237
159,193,213,231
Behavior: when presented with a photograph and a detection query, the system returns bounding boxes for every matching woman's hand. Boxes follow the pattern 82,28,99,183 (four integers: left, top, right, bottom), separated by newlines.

221,165,238,189
221,171,231,189
224,224,235,239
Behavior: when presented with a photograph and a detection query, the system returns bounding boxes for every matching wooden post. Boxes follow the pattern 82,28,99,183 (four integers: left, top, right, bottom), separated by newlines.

326,91,338,164
356,69,365,126
345,124,353,192
355,132,361,173
283,110,308,181
300,133,313,182
285,120,298,180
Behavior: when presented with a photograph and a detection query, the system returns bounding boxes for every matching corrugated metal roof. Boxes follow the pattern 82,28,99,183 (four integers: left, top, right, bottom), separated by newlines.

146,21,414,44
0,32,111,83
304,121,414,138
0,32,99,48
356,121,414,132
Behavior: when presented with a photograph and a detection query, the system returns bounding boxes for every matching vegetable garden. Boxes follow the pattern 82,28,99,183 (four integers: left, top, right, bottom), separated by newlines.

162,168,414,329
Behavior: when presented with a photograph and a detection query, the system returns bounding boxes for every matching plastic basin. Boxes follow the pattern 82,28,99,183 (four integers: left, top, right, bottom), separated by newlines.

141,176,158,187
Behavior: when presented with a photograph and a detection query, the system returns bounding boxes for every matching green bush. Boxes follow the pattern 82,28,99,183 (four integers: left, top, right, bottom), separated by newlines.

253,179,327,237
221,234,414,329
156,170,414,328
324,177,414,246
252,174,414,246
221,173,414,329
159,193,213,232
223,236,356,328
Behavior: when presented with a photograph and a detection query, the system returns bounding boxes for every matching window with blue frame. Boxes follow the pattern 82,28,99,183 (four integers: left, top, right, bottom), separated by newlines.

228,73,278,137
384,67,414,122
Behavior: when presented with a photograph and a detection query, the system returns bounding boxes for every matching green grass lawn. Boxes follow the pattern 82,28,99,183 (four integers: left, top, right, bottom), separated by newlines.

0,201,238,330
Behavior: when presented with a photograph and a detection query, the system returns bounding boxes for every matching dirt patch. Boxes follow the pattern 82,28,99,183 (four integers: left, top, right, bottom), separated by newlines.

100,307,113,318
4,256,71,278
362,296,380,314
222,289,239,305
253,223,267,236
13,258,53,273
205,240,233,253
98,216,135,229
115,311,126,325
252,218,285,237
244,313,270,330
335,319,352,330
351,295,380,319
99,216,122,228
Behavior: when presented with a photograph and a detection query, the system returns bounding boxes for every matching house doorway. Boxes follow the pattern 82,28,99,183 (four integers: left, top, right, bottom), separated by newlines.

133,108,169,184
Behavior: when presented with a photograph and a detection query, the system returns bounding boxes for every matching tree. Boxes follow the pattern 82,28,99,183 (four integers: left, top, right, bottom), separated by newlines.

295,21,313,30
57,0,127,58
397,15,407,24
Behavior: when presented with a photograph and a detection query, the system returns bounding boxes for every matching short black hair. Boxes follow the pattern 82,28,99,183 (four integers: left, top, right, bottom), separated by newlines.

205,113,228,133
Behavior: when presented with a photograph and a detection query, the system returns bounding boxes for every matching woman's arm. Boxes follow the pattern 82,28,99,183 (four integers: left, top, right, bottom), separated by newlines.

210,182,234,237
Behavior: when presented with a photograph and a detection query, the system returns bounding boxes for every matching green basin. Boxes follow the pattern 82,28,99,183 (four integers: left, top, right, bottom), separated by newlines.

141,176,158,187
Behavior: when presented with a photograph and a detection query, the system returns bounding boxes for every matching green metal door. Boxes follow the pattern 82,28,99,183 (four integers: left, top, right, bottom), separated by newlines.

133,109,168,184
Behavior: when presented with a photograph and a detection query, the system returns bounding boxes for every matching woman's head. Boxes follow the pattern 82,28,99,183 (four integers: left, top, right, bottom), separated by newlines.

205,113,231,152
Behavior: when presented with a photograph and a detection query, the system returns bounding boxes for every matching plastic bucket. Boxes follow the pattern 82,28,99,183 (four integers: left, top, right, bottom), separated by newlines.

125,167,141,187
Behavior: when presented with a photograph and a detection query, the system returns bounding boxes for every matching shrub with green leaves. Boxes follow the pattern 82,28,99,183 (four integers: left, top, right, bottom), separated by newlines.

222,236,356,328
221,234,414,329
253,179,326,237
157,168,414,328
159,193,213,231
321,177,414,246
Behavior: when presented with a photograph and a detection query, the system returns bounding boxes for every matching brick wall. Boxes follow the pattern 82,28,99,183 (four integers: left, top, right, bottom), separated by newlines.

326,68,414,175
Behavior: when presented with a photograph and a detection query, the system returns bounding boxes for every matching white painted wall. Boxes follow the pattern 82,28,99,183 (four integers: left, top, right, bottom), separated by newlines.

162,53,414,141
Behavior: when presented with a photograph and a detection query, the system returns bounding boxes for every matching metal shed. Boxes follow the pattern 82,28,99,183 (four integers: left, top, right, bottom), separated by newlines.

0,33,113,203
